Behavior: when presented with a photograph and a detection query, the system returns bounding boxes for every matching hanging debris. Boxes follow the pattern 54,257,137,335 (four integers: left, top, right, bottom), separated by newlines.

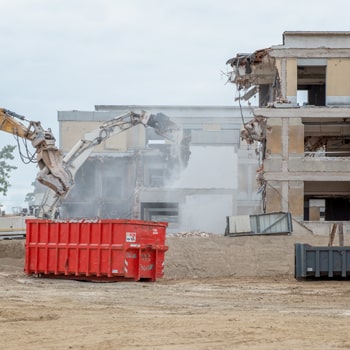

226,48,282,106
240,114,268,144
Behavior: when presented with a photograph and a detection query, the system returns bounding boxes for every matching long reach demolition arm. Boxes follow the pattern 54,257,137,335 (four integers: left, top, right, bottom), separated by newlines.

38,110,190,219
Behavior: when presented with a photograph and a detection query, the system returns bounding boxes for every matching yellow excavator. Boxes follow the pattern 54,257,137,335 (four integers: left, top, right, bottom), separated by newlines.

0,108,73,198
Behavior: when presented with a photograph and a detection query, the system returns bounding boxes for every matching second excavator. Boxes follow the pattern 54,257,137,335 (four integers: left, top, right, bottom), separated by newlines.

37,110,190,219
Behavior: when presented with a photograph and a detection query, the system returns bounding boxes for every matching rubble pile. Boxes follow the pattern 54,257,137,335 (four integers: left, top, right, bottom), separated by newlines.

168,230,214,238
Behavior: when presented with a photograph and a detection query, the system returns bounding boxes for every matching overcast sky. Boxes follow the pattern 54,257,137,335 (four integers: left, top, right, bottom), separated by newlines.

0,0,348,211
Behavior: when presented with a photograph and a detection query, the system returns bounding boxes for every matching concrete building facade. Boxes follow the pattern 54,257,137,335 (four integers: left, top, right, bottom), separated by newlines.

226,31,350,230
57,105,260,233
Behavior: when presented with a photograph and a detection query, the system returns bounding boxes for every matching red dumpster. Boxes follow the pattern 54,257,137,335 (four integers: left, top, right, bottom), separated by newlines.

24,219,168,282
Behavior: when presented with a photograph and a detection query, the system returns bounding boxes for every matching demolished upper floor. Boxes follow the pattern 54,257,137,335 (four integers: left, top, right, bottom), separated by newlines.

226,31,350,108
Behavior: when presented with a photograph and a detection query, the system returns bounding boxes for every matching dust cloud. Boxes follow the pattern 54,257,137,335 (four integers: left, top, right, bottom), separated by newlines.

37,141,239,235
170,145,237,189
165,145,238,233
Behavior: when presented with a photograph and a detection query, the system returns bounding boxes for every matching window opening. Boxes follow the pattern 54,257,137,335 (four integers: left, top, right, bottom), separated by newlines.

297,65,326,106
141,202,179,223
304,181,350,221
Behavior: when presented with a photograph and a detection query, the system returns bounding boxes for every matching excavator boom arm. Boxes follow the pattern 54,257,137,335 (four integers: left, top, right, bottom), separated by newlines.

63,111,145,179
38,110,191,219
0,108,73,197
0,108,34,139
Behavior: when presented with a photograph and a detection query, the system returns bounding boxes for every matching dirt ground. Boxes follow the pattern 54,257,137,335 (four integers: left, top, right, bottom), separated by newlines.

1,231,350,350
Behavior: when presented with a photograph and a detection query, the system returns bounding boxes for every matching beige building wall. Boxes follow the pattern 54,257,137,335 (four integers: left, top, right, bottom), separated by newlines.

59,121,146,153
288,118,304,154
327,58,350,96
288,181,304,218
265,181,282,213
266,118,282,155
264,116,304,219
286,58,297,101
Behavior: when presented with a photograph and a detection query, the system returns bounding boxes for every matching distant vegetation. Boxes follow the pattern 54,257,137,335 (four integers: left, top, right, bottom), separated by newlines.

0,145,17,196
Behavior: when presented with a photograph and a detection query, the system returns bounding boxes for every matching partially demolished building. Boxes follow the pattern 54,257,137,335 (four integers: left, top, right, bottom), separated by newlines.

226,31,350,224
56,105,258,233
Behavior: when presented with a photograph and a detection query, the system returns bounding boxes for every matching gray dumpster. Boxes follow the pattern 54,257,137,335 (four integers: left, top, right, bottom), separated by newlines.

295,243,350,279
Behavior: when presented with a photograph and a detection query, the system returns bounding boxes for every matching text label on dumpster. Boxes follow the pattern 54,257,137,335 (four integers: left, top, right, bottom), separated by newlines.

126,232,137,242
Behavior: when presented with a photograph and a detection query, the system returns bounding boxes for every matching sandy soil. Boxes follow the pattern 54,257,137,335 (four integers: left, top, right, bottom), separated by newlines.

1,232,350,349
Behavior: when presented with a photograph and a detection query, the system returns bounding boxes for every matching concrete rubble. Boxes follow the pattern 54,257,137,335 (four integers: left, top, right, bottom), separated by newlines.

168,230,214,238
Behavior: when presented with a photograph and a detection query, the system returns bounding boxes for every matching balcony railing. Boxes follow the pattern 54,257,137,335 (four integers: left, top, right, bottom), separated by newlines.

304,151,350,158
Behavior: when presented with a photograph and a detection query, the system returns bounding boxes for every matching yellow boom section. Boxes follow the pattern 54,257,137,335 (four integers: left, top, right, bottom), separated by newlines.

0,108,34,139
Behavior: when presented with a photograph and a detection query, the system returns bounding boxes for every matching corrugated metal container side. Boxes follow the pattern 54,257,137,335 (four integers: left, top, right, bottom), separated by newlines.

225,212,293,236
24,219,168,282
250,212,293,235
295,243,350,279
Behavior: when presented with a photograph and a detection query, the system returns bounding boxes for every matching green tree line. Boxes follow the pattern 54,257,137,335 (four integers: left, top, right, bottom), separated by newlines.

0,145,17,196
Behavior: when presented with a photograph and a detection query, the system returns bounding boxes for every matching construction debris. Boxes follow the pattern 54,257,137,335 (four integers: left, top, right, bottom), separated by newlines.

168,230,214,238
